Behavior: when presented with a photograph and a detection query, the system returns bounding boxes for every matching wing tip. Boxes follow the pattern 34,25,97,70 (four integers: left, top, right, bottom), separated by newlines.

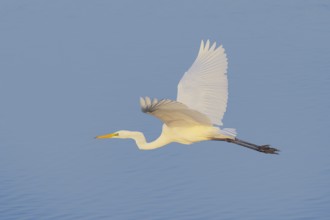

140,96,164,113
140,97,146,112
199,39,225,55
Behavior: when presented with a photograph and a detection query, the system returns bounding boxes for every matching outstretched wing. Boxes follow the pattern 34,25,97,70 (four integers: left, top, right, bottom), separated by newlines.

177,40,228,126
140,97,212,127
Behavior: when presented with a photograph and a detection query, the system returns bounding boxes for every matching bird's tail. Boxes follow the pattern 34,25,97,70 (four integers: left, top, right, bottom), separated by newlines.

219,128,237,138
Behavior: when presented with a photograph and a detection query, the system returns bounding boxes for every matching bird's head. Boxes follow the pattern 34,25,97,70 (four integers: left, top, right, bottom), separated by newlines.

95,130,134,139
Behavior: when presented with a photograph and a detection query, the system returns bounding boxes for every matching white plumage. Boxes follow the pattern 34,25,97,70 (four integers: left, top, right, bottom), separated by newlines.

139,40,228,127
140,97,212,127
96,40,279,154
177,40,228,126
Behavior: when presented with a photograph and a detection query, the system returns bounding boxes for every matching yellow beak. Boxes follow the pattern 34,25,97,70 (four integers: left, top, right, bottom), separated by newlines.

95,133,118,139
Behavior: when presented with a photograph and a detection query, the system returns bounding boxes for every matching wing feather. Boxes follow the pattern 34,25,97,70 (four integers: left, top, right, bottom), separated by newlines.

177,40,228,126
140,97,211,127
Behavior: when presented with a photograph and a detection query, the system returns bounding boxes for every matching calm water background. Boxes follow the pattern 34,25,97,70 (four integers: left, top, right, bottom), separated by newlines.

1,0,330,219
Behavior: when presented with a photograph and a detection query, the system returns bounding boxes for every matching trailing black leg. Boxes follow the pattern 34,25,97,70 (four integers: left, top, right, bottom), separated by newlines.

213,138,279,154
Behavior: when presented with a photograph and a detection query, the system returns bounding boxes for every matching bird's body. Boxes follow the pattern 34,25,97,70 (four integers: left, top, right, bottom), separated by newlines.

162,125,225,144
97,40,279,154
157,124,230,145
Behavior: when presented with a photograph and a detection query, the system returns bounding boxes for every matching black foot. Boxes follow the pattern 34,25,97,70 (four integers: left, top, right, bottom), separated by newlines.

257,145,279,154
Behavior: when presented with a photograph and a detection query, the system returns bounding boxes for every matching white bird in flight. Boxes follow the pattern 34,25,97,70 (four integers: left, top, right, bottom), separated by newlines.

96,40,279,154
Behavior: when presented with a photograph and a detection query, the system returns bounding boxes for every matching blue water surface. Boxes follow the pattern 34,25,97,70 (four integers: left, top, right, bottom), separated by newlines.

1,0,329,219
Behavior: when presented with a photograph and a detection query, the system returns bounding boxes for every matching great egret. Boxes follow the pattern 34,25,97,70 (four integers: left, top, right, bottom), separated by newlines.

96,40,279,154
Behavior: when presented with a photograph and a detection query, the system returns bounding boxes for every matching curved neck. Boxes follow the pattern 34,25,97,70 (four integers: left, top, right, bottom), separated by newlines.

128,131,170,150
